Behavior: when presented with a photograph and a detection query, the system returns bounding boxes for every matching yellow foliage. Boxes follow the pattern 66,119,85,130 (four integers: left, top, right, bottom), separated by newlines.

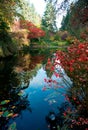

50,36,54,41
10,29,30,49
7,113,13,117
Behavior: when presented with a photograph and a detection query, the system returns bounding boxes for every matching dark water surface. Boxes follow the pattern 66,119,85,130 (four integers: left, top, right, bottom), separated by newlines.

0,49,72,130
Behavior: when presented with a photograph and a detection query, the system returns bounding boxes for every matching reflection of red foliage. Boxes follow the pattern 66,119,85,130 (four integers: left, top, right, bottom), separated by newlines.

63,112,67,116
44,41,88,129
45,42,88,92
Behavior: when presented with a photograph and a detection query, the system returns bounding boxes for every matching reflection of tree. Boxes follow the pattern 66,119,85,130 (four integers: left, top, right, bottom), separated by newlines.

56,43,88,130
45,68,53,78
53,79,88,130
47,98,88,130
0,49,57,129
0,58,31,129
14,50,54,82
45,102,70,130
67,85,88,115
57,95,88,130
44,43,88,129
14,53,45,72
65,84,88,130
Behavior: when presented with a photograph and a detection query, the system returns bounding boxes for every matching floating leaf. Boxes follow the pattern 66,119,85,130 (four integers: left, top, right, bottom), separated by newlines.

8,122,17,130
5,100,10,103
7,113,13,117
0,111,3,116
18,91,24,96
3,111,9,117
0,100,10,105
1,100,7,105
11,106,16,109
12,113,19,118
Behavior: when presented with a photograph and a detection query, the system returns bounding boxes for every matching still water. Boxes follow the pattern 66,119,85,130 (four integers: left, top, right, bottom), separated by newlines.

0,49,72,130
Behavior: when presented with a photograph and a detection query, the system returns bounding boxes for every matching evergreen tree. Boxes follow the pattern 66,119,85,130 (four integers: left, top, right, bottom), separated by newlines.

20,1,41,27
42,1,57,32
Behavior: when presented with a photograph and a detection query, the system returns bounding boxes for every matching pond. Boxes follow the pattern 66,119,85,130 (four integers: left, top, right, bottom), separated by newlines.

0,48,87,130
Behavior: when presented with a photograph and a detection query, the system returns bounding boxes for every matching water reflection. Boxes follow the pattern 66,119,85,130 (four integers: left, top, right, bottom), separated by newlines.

44,52,88,130
0,49,54,130
64,84,88,130
46,111,59,130
0,57,32,129
0,48,87,130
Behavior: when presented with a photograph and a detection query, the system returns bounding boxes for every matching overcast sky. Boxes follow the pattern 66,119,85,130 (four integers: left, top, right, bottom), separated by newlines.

28,0,46,16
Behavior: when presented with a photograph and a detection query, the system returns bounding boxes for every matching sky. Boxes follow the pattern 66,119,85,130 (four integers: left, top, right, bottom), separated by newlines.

30,0,46,16
26,0,66,28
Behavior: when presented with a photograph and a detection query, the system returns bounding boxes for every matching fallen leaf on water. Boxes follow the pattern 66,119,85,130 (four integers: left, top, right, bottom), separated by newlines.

8,122,17,130
12,113,19,118
18,91,24,96
0,100,10,105
3,111,9,117
7,113,13,117
5,100,10,103
11,106,16,109
0,111,3,116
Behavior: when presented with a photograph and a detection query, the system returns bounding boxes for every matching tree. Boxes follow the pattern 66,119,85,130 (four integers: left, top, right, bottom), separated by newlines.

44,41,88,129
0,0,24,57
27,21,45,39
61,10,70,31
0,0,23,26
60,0,88,38
42,1,57,32
20,1,41,27
44,0,72,13
20,20,45,39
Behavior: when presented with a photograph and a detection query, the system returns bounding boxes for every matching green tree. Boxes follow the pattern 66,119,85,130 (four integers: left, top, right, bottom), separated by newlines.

61,10,70,31
20,1,41,27
44,0,72,12
42,1,57,32
0,0,23,26
0,0,23,57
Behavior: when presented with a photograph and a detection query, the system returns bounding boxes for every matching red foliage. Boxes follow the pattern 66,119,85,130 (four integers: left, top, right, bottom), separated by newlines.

45,41,88,91
44,41,88,129
20,20,45,39
55,42,88,80
27,27,45,39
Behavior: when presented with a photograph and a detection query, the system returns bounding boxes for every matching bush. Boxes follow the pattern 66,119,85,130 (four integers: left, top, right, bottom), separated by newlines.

0,30,17,57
